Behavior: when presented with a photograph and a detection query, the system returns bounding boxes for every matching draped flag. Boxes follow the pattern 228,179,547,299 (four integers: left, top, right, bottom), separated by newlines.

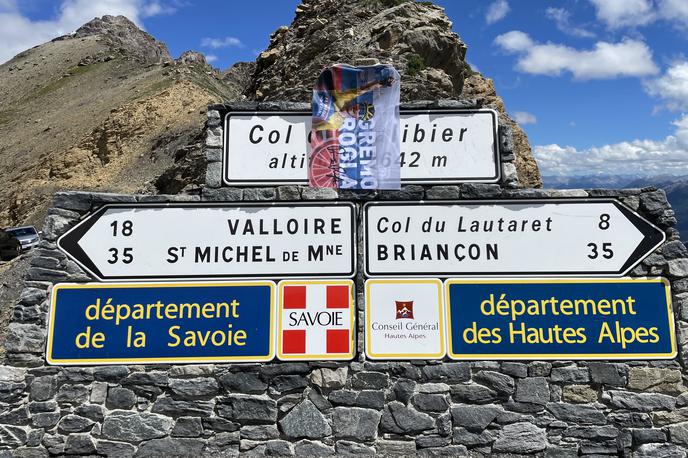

309,64,401,189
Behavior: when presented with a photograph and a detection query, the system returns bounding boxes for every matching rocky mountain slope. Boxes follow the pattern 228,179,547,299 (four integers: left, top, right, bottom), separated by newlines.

0,3,543,230
0,16,239,229
246,0,541,187
0,15,237,352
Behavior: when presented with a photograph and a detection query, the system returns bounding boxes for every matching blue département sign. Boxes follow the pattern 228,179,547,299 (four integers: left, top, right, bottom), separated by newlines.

445,278,676,360
47,282,275,365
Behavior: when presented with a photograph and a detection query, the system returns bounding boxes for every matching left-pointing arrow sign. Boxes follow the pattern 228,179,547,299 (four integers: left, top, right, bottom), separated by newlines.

58,202,356,281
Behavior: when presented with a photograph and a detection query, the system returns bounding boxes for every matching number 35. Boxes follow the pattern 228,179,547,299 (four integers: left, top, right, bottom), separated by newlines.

108,247,133,264
587,242,613,259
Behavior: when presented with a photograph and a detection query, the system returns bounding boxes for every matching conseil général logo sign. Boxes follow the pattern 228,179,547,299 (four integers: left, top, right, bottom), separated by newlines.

365,279,445,360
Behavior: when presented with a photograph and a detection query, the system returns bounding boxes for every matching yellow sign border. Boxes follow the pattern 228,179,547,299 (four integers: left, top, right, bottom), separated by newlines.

276,279,356,361
365,278,446,360
46,281,276,365
444,277,677,360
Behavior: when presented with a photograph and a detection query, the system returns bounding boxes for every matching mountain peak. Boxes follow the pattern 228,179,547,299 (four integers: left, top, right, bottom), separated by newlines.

68,14,172,64
247,0,467,102
246,0,541,187
74,14,138,34
177,50,210,66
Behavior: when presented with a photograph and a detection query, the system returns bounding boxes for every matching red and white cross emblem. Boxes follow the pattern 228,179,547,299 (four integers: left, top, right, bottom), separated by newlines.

278,281,354,360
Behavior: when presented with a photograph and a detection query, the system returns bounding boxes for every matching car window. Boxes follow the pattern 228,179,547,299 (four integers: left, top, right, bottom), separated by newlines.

7,227,37,237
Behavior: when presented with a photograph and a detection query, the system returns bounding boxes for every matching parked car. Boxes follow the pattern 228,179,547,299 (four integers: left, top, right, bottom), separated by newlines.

5,225,41,252
0,229,21,260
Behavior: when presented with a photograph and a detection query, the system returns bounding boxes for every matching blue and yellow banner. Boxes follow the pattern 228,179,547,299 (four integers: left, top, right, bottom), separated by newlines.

47,282,275,365
445,278,675,360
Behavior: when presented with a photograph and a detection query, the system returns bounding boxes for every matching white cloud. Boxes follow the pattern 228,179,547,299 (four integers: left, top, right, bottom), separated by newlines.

589,0,655,29
494,31,533,52
494,31,658,80
142,1,177,17
0,0,174,64
201,36,244,49
545,7,595,38
0,0,17,12
513,111,537,125
485,0,509,25
205,54,218,63
674,114,688,147
538,60,688,176
659,0,688,26
589,0,688,30
644,61,688,111
534,114,688,176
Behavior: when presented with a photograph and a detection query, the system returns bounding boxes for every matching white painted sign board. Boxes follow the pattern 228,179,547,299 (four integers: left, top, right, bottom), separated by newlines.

223,109,500,185
58,202,356,281
365,278,445,360
363,199,665,277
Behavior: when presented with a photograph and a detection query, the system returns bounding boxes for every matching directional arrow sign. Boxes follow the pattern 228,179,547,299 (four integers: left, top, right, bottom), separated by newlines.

363,199,665,277
58,202,356,281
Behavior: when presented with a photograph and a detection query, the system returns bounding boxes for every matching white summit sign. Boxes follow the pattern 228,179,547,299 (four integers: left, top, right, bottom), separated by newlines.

223,109,500,185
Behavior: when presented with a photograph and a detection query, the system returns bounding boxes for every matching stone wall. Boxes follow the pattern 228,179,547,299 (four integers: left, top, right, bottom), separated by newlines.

1,103,688,457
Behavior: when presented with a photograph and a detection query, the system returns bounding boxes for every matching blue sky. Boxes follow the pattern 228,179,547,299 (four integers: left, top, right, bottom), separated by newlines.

2,0,688,178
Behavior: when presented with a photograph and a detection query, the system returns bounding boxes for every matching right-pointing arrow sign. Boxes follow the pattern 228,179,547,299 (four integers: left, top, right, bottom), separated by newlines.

363,199,666,277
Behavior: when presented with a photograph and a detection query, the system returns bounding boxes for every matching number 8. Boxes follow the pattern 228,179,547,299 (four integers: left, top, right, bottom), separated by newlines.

599,214,610,230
